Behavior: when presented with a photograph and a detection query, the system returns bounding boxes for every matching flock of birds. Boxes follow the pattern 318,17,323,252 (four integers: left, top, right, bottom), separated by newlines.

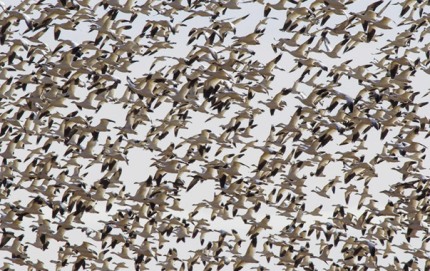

1,0,430,270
